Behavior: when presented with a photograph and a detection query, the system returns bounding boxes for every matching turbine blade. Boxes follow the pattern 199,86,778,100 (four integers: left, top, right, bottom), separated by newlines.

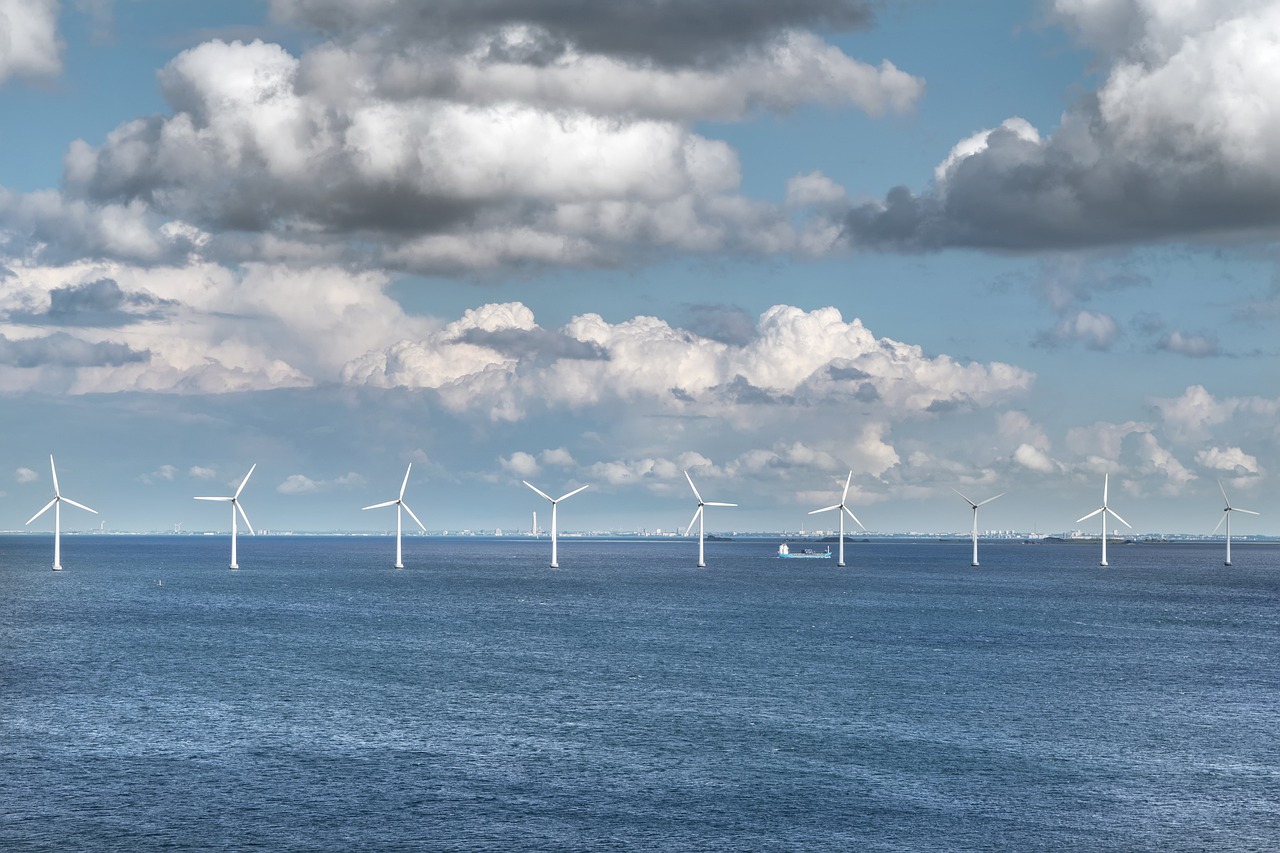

402,502,427,532
686,504,706,532
1103,473,1109,505
234,464,256,499
61,497,97,515
195,496,233,501
1212,513,1226,535
1076,507,1104,524
1218,478,1230,508
684,470,703,504
844,506,867,531
705,501,736,507
555,484,590,502
1108,508,1132,529
236,501,255,535
362,499,397,510
523,481,553,502
1235,508,1260,516
841,470,853,505
809,504,840,515
26,498,57,526
977,492,1006,507
952,487,977,508
399,464,412,500
49,455,60,496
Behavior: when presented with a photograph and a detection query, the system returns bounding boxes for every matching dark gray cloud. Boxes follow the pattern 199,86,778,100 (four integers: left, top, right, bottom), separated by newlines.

10,278,174,327
272,0,875,68
456,326,607,362
843,0,1280,256
0,332,151,367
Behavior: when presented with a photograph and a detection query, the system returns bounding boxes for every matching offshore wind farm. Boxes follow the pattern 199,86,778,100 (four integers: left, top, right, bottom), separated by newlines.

5,1,1280,850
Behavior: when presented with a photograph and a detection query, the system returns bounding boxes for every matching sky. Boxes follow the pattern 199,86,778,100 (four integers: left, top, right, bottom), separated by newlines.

2,0,1279,537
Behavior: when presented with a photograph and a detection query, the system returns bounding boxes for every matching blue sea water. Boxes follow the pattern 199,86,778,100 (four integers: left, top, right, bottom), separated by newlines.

2,534,1278,852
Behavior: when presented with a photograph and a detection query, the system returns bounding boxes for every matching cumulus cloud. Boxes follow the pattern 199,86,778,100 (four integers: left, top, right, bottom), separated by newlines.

15,465,38,483
342,302,1033,422
1196,446,1261,475
4,0,920,276
139,464,179,484
1013,443,1059,474
843,1,1280,250
499,451,540,478
0,0,61,83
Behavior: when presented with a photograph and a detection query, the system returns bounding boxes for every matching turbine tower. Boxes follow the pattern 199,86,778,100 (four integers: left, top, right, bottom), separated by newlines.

26,455,97,571
954,488,1004,567
1214,479,1259,567
684,470,736,568
195,464,256,569
1075,473,1130,567
523,481,588,568
809,471,865,567
363,463,426,568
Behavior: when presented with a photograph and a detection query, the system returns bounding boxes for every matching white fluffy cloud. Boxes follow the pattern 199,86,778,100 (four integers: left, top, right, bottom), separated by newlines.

342,302,1034,422
0,0,60,83
14,465,37,483
18,2,919,276
1196,446,1262,475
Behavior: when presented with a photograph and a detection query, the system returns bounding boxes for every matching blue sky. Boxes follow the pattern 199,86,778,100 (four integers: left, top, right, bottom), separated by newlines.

1,0,1277,536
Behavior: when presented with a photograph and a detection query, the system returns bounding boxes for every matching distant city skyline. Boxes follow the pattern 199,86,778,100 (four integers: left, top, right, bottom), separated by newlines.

2,1,1277,535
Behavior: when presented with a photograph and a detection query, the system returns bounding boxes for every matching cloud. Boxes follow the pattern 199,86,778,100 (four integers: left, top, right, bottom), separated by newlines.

343,302,1034,422
842,2,1280,251
0,0,61,83
278,472,366,494
0,331,150,367
499,451,540,477
8,278,174,327
269,0,880,69
1156,330,1218,358
1013,443,1058,474
1196,446,1261,475
1037,310,1119,351
139,464,179,484
15,466,38,483
14,1,919,276
188,466,217,479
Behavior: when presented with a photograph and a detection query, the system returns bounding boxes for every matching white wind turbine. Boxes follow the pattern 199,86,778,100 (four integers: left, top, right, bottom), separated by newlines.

195,464,256,569
523,481,589,568
1214,478,1259,567
809,471,865,567
1075,473,1130,567
684,470,736,568
26,455,97,571
363,463,426,569
954,488,1005,567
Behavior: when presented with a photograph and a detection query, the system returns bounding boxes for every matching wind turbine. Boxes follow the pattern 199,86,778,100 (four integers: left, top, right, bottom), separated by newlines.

195,464,256,569
523,481,589,568
684,470,736,568
1075,473,1130,567
1214,479,1259,567
363,463,426,568
26,455,97,571
954,488,1005,567
809,471,865,567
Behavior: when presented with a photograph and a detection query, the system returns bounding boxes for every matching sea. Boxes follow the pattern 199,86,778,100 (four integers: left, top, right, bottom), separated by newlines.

2,534,1278,852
